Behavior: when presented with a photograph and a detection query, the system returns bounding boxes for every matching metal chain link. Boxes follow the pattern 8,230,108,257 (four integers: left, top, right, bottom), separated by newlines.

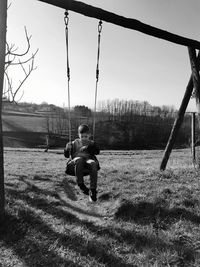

64,10,70,82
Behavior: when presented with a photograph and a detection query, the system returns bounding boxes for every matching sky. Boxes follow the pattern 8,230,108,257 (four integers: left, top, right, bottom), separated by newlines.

5,0,200,111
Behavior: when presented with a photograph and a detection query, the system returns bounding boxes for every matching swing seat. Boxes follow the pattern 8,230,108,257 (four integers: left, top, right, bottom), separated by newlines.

65,159,90,176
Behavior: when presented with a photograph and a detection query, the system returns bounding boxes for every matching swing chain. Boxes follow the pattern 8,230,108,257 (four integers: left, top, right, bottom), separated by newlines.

96,20,103,82
98,20,103,34
64,10,72,147
64,10,69,27
93,20,103,139
64,10,70,82
63,13,103,141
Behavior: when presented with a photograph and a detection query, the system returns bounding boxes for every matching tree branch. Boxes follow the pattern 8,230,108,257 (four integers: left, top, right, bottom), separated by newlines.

7,27,32,57
4,27,38,102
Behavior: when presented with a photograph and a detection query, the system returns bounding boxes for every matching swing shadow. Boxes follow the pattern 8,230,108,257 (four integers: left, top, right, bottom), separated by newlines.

19,174,77,202
19,178,104,219
61,177,78,201
58,197,106,219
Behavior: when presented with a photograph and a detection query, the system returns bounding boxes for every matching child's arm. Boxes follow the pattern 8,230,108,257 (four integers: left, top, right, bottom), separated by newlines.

87,141,100,155
64,142,73,158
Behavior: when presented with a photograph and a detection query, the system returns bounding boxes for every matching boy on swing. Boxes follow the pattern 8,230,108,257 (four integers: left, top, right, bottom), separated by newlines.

64,124,100,202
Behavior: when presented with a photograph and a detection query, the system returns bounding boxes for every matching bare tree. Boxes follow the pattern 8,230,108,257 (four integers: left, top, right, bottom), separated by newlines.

4,26,38,103
0,4,38,221
0,0,7,223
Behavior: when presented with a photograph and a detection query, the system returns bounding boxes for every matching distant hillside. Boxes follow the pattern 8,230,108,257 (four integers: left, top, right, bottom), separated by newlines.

2,110,47,148
2,112,47,132
2,100,63,114
2,101,68,148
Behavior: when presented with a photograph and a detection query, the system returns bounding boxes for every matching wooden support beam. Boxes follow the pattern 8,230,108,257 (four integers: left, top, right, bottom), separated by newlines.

191,112,196,162
0,0,7,222
188,48,200,121
37,0,200,49
160,50,200,171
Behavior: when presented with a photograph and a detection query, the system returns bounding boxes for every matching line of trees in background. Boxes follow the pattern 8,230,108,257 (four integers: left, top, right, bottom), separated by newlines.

44,99,194,150
95,100,191,149
3,99,194,150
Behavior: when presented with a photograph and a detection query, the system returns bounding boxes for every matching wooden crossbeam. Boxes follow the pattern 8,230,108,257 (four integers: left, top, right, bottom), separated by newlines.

37,0,200,49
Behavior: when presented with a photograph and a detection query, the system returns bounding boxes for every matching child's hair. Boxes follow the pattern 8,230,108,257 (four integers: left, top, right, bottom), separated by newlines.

78,124,90,134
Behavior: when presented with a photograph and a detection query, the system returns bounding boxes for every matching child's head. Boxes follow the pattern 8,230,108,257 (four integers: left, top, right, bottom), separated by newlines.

78,124,90,140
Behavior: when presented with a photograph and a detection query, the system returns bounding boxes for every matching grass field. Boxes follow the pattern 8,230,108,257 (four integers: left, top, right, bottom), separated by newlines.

1,148,200,266
2,113,47,132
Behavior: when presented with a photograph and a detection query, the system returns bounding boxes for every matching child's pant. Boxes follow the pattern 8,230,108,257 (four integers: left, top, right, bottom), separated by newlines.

73,157,98,189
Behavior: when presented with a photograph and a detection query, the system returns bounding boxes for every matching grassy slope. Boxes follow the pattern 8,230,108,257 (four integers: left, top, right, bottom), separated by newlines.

2,113,47,132
2,112,49,148
1,148,200,266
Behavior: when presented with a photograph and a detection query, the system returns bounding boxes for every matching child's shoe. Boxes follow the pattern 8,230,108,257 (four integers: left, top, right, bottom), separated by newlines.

89,189,97,202
78,183,89,195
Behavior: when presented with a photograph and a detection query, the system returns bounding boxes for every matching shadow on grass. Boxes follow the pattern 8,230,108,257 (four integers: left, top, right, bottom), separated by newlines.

82,220,169,252
33,175,51,181
17,181,104,219
21,174,77,201
61,178,78,201
4,187,199,266
0,212,83,267
4,182,16,187
114,200,200,227
3,188,134,267
98,192,112,202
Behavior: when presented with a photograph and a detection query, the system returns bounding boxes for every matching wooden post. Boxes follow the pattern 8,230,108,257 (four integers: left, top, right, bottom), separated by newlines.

191,112,196,162
160,51,200,170
188,48,200,126
37,0,200,49
0,0,7,222
44,135,49,152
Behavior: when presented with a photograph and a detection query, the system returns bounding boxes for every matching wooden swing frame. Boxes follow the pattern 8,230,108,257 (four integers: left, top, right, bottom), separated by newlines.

37,0,200,171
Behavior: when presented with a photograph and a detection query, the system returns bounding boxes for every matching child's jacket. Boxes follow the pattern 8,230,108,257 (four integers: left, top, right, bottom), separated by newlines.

64,138,100,170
